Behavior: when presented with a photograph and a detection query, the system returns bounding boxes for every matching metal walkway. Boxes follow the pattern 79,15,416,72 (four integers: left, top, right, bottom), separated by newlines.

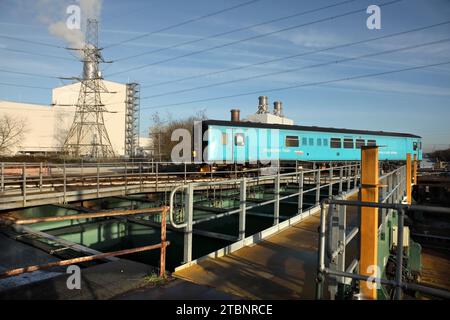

173,193,358,299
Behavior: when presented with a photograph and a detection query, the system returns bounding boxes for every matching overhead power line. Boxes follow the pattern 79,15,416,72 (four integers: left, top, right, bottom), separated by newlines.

107,0,403,77
139,60,450,110
114,0,358,62
0,34,66,49
140,20,450,89
103,0,265,49
0,47,76,61
0,68,63,79
0,82,52,90
140,38,450,99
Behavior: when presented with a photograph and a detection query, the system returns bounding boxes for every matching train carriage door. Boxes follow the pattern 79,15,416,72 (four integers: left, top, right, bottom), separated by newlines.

233,128,246,164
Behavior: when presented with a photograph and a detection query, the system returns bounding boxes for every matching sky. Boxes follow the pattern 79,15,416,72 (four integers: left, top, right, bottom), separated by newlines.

0,0,449,152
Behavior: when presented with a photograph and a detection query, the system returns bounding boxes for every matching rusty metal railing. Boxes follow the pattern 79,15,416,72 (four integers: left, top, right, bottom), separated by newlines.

0,206,170,279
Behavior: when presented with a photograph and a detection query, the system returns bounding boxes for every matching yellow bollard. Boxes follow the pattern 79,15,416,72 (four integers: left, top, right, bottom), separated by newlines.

413,154,418,185
360,146,379,300
406,154,412,204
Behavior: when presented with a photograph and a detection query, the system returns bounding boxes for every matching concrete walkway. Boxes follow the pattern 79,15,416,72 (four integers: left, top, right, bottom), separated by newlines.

174,213,324,299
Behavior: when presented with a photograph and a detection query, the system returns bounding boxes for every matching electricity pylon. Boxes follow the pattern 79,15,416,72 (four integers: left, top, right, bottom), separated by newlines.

63,19,115,158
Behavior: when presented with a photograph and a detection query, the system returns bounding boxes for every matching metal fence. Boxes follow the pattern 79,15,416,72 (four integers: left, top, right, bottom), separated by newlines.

169,163,361,266
0,206,170,279
316,165,450,300
0,161,359,210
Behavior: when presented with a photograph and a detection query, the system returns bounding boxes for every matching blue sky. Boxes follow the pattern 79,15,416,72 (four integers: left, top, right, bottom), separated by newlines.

0,0,449,152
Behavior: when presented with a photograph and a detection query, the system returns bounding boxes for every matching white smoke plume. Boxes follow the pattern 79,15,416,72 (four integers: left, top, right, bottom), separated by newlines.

33,0,103,49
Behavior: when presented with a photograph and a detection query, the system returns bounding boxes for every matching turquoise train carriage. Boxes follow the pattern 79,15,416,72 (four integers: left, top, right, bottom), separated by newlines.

196,120,422,164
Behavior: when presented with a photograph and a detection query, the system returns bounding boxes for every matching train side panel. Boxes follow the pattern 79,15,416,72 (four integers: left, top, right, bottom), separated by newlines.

203,123,422,163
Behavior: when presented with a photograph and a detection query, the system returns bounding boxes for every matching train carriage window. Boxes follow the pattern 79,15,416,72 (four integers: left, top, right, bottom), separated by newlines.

355,139,365,148
317,138,322,146
413,142,418,151
419,141,422,150
330,138,342,148
343,138,354,149
309,138,314,146
285,135,299,147
221,133,228,145
234,133,245,146
367,139,377,146
302,137,308,146
323,139,328,146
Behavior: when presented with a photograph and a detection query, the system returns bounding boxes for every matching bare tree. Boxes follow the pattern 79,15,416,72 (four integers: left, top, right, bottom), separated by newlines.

0,114,27,155
149,110,207,161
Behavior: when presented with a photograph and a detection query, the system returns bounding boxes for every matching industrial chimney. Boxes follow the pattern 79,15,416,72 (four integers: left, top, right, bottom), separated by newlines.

257,96,269,114
231,109,240,122
273,101,283,117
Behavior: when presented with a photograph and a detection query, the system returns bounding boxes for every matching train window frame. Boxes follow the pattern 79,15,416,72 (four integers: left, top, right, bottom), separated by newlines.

413,142,418,151
367,139,377,146
330,138,342,148
323,138,328,146
309,138,314,146
234,133,245,146
302,137,308,146
221,133,228,145
343,138,354,149
285,135,299,147
317,138,322,146
355,139,365,149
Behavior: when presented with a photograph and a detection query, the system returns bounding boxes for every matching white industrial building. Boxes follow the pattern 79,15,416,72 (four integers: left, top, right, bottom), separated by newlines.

0,80,149,156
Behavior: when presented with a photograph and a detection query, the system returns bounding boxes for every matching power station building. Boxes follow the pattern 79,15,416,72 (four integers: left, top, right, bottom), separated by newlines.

0,80,145,157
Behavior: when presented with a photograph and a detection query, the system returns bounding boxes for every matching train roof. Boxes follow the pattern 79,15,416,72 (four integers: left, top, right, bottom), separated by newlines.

202,120,421,138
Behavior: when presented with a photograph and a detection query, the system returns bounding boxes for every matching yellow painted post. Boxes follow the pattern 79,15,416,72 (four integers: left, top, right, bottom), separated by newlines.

413,154,418,185
406,153,412,204
360,146,379,300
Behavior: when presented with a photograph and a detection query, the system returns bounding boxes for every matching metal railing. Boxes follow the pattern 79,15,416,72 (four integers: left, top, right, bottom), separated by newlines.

316,166,450,300
169,163,361,265
0,206,170,279
0,161,262,209
0,161,360,210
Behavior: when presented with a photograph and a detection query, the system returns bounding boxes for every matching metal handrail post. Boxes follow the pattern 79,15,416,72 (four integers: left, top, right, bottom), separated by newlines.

339,166,343,193
1,162,4,192
274,173,280,225
394,208,405,300
328,163,333,198
347,165,351,190
160,207,167,278
316,169,321,206
22,163,26,206
124,162,128,194
183,184,194,264
139,162,143,192
239,178,247,240
298,171,304,215
39,162,43,192
63,163,67,203
316,202,327,299
156,163,159,192
96,163,100,198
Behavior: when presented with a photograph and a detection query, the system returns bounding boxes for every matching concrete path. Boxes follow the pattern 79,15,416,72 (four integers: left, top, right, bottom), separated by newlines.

174,213,323,300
